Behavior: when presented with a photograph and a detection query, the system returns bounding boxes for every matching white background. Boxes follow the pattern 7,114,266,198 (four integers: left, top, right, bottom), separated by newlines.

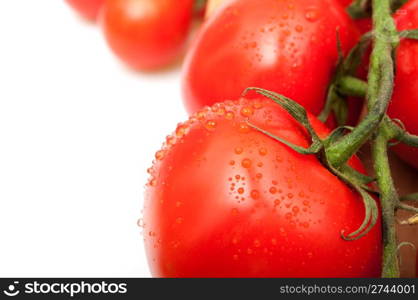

0,0,188,277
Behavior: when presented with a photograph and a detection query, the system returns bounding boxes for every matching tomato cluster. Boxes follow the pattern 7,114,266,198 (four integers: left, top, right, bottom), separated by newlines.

66,0,418,277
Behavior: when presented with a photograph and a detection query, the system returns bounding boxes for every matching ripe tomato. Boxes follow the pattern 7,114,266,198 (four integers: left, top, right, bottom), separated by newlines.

387,0,418,169
100,0,194,70
66,0,104,21
182,0,360,115
144,97,382,277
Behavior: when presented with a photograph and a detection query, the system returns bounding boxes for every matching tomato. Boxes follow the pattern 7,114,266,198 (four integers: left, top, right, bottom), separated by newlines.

66,0,104,21
144,97,382,277
182,0,360,115
387,0,418,169
100,0,194,70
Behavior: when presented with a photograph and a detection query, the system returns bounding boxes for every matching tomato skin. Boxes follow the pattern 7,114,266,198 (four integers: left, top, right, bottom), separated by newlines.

182,0,359,115
387,0,418,169
66,0,104,21
144,97,382,278
100,0,194,70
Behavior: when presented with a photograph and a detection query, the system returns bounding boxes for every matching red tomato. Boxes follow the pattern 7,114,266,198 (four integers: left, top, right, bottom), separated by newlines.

182,0,360,115
100,0,194,70
66,0,104,21
387,0,418,169
144,97,382,277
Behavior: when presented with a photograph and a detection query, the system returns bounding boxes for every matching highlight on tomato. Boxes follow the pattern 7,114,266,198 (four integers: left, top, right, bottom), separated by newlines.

100,0,195,71
65,0,104,21
143,96,382,277
182,0,360,115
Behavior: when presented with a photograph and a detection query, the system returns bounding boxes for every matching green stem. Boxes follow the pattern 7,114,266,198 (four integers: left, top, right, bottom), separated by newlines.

372,123,400,277
326,0,397,169
337,76,368,98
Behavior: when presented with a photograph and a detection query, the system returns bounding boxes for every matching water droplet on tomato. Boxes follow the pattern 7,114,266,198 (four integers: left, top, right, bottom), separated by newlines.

305,8,319,22
250,190,260,200
259,148,268,156
205,120,217,131
240,106,254,117
149,178,157,187
225,111,235,120
137,218,144,228
238,122,251,133
155,150,166,161
269,187,277,194
238,187,245,194
241,158,252,168
176,125,187,138
235,147,243,155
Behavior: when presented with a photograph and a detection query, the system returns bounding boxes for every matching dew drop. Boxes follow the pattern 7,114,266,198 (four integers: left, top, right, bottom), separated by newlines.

149,178,157,187
240,106,254,117
225,111,235,120
238,122,251,134
305,8,319,22
250,190,260,200
235,147,244,155
259,148,268,156
205,120,217,131
176,125,187,138
155,150,166,161
137,218,144,228
241,158,252,168
295,25,303,32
